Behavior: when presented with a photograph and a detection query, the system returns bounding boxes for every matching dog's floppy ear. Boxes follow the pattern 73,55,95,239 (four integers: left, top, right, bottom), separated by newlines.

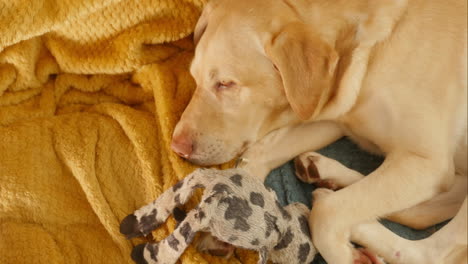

265,22,338,120
193,6,210,45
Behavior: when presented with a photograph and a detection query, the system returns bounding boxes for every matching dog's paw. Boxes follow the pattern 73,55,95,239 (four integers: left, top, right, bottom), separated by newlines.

312,188,334,203
353,248,385,264
294,153,320,182
294,152,339,190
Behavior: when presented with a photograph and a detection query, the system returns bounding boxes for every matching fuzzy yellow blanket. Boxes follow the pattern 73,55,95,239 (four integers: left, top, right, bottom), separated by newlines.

0,1,256,263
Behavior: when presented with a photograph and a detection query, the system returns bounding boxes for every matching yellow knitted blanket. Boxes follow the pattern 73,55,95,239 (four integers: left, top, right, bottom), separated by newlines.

0,1,256,263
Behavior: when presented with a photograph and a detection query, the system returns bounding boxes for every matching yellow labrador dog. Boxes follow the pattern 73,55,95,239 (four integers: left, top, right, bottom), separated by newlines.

171,0,467,263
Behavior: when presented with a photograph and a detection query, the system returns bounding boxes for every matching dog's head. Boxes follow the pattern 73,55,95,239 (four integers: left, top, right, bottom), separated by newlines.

172,0,339,165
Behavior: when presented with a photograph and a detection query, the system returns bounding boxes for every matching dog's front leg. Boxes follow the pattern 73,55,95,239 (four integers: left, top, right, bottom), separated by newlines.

238,121,343,180
311,152,452,264
351,197,467,264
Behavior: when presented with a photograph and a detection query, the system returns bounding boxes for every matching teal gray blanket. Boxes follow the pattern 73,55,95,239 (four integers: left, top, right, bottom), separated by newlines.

265,137,446,263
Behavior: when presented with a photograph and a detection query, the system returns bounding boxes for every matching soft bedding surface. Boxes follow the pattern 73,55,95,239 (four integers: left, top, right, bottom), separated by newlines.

0,1,444,263
0,1,257,263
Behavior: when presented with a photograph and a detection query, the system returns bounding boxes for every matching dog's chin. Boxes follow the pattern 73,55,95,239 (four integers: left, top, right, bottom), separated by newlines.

187,148,242,166
187,154,235,166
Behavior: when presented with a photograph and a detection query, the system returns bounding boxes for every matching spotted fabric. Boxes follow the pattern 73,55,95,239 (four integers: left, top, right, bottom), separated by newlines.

120,168,316,264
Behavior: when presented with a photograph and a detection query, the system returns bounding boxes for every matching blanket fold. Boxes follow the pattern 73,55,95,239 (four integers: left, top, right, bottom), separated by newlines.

0,1,255,263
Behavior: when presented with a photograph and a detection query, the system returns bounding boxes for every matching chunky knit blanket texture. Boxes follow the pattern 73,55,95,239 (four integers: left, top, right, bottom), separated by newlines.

0,1,257,263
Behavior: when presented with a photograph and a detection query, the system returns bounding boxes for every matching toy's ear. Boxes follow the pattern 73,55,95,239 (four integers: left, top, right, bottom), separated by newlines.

265,22,338,120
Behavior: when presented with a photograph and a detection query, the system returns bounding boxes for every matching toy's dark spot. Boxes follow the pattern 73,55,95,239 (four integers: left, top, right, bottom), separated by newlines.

172,180,184,192
193,183,205,189
276,201,291,220
140,208,161,236
264,212,278,238
229,174,243,186
195,210,206,221
228,236,238,242
180,222,194,243
148,243,159,261
174,194,181,205
204,196,213,204
220,196,252,231
251,239,260,246
274,228,294,250
298,243,311,263
131,244,148,264
298,215,310,237
250,192,265,208
120,214,142,239
213,183,232,194
167,234,180,251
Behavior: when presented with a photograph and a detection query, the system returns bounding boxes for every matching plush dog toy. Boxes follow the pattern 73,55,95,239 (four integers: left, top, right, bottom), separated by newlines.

120,168,316,264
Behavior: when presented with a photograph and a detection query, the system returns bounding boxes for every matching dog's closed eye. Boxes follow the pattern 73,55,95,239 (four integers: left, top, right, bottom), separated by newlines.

216,81,236,91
